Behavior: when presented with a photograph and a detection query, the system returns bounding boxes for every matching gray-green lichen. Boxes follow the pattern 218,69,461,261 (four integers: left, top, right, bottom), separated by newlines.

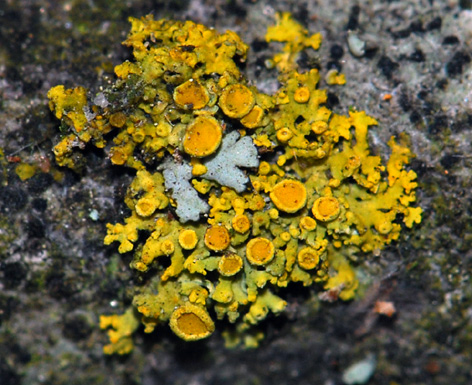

201,131,259,193
160,158,209,222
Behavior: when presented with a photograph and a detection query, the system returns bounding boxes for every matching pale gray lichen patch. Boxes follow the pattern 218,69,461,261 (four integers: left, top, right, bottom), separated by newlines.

202,131,259,193
160,158,209,223
161,131,259,221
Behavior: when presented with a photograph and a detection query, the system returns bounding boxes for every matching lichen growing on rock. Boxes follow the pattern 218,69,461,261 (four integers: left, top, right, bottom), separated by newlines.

48,12,422,352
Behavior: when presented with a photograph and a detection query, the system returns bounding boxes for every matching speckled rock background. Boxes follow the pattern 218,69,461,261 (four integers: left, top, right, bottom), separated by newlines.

1,0,471,384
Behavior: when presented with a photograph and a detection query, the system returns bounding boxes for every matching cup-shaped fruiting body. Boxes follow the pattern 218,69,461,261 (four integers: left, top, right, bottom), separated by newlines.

173,79,210,110
204,225,231,251
232,214,251,233
161,239,175,255
276,127,293,143
270,179,307,213
135,197,157,217
258,161,271,175
169,303,215,341
219,84,255,118
246,237,275,265
300,216,317,231
109,112,127,128
218,253,243,277
178,229,199,250
312,196,340,222
240,105,264,128
294,86,310,103
110,146,132,165
183,116,222,157
280,231,291,242
297,246,321,270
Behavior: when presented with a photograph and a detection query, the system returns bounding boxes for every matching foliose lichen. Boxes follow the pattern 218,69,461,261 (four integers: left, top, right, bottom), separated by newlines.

48,12,422,353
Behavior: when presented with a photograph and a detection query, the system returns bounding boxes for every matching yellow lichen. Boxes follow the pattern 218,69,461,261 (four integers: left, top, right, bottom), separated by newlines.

246,237,275,265
135,197,157,217
265,12,322,73
297,246,322,270
15,163,37,181
183,116,223,157
169,303,215,341
218,253,243,277
294,87,311,103
312,196,341,222
100,308,140,355
47,85,88,132
204,225,231,251
326,69,346,85
161,239,175,255
49,13,422,351
276,127,293,143
178,229,199,250
232,214,251,234
191,159,208,176
219,84,255,118
300,216,317,231
270,179,307,213
109,112,127,128
311,120,329,134
240,105,264,128
173,79,210,110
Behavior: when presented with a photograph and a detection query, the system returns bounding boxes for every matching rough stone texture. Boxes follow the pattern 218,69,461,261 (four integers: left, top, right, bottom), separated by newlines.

0,0,471,384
